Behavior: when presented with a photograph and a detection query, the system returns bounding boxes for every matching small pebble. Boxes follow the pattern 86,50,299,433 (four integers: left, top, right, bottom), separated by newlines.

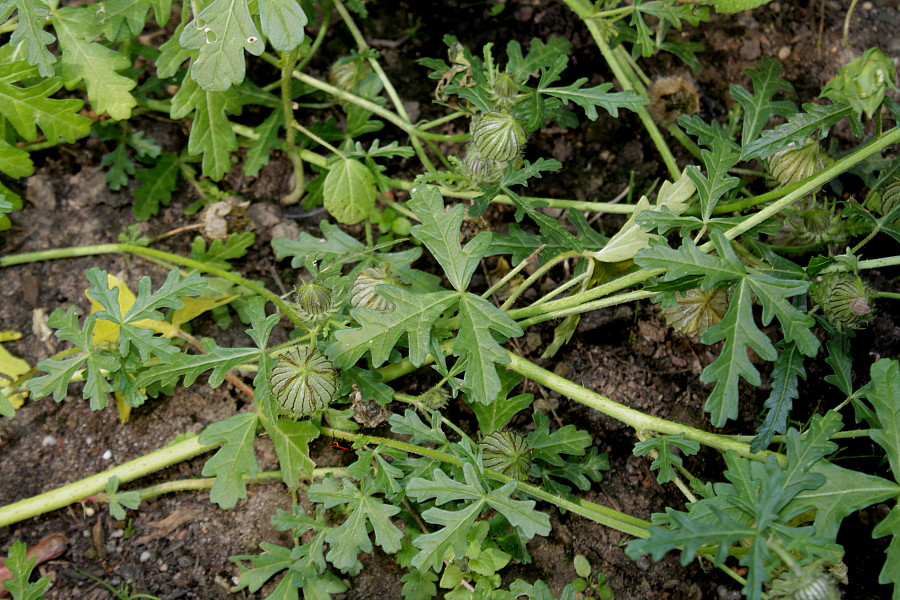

159,563,169,572
140,551,152,563
84,507,95,517
41,436,56,447
101,450,112,460
862,1,873,9
85,437,94,445
777,45,791,60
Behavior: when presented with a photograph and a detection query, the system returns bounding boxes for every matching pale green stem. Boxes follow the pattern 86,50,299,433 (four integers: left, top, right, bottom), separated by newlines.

0,437,214,528
292,122,345,157
0,244,305,328
125,468,348,501
517,289,655,327
481,245,545,299
500,251,586,310
296,3,333,73
419,111,467,131
666,123,702,160
281,48,305,205
529,269,591,308
859,255,900,270
504,352,767,461
872,291,900,300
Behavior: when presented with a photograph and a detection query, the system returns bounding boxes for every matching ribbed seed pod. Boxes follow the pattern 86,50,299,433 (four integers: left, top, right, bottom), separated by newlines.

293,281,335,323
769,565,840,600
865,178,900,217
480,430,532,481
270,347,338,419
490,73,519,110
350,267,397,311
767,139,826,187
420,387,450,411
797,204,844,245
810,273,874,331
469,111,526,162
660,288,728,337
460,151,507,185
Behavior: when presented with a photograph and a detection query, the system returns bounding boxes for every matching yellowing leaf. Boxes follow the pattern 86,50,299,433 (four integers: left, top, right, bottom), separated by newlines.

170,294,239,330
116,390,132,423
87,274,170,343
0,331,30,409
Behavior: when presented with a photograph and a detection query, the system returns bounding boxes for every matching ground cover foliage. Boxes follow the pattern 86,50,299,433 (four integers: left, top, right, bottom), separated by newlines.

0,0,899,598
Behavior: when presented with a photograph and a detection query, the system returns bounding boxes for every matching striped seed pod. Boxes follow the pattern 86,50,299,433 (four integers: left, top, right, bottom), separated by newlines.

796,204,844,245
350,267,398,311
767,139,826,187
460,151,507,185
469,111,526,162
480,430,532,481
293,281,335,324
270,347,338,419
659,288,728,337
769,565,840,600
865,178,900,218
810,273,874,331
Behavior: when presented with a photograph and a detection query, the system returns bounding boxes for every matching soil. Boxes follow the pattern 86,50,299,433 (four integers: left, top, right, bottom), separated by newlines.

1,1,899,599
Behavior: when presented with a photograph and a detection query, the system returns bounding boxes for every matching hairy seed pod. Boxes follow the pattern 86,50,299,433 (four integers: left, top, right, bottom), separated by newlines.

767,139,826,187
491,73,519,110
865,178,900,218
810,273,874,331
460,151,507,185
796,204,844,245
350,267,398,311
769,565,840,600
480,430,533,481
270,347,338,418
293,281,335,323
660,288,728,337
469,111,526,162
647,75,701,125
420,387,450,411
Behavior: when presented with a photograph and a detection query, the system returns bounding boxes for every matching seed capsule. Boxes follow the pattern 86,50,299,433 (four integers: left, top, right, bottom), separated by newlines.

293,281,334,323
865,178,900,218
469,111,526,162
767,139,826,187
480,430,532,481
270,347,338,419
350,267,398,311
810,273,874,331
769,564,840,600
460,151,507,185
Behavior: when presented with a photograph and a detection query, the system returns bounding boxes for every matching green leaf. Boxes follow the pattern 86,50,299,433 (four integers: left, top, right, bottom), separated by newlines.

539,79,646,119
307,476,404,571
101,139,134,190
133,152,180,220
526,411,592,466
170,70,242,180
323,158,376,225
329,287,457,368
455,294,523,404
105,475,141,520
510,579,577,600
410,186,491,291
86,267,207,360
406,464,551,571
711,0,773,13
730,57,795,147
537,447,609,492
742,102,853,161
0,138,34,178
8,0,56,77
134,337,259,389
635,237,745,288
491,186,582,254
0,390,15,418
751,341,806,453
686,139,741,221
268,419,319,490
401,570,438,600
190,231,255,271
259,0,307,51
232,542,296,592
678,114,738,151
2,540,50,600
179,0,265,91
868,359,900,476
95,0,173,41
243,109,282,177
53,7,138,120
701,279,778,426
199,412,259,508
506,37,572,82
633,434,700,484
389,409,450,446
746,273,818,356
0,60,91,144
469,380,533,432
823,333,853,396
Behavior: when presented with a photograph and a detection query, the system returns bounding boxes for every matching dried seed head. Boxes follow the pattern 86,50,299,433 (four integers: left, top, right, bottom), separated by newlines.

647,76,700,125
350,267,399,311
469,111,527,162
660,288,728,337
767,139,826,187
293,281,335,324
270,347,338,419
480,430,533,481
810,273,874,331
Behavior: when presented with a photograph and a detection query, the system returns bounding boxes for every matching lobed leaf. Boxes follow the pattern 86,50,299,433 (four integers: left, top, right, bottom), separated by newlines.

730,57,795,147
199,412,260,509
742,102,853,161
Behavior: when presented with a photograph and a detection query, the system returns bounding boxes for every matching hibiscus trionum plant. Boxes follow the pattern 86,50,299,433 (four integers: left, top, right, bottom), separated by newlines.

1,0,899,599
